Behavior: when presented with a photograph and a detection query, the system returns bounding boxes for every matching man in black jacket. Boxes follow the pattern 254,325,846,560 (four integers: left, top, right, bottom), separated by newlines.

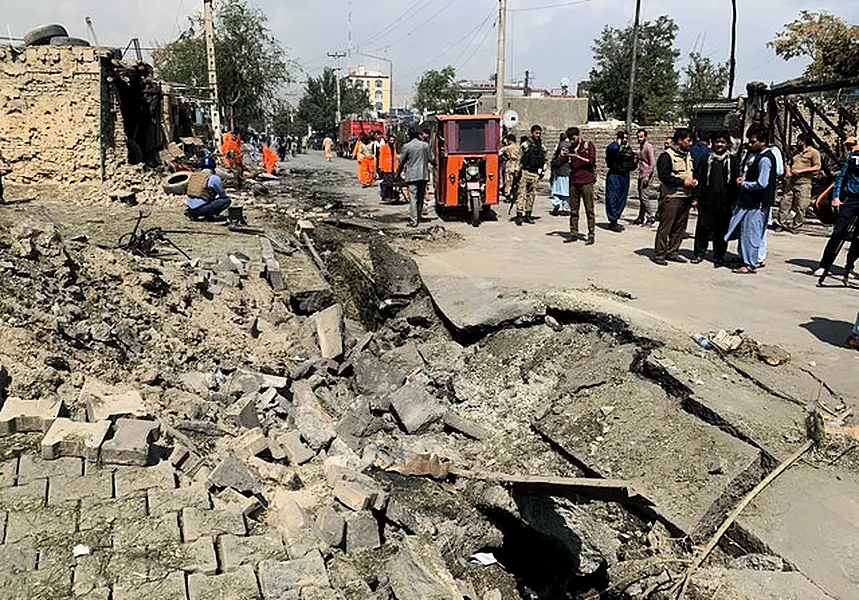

516,124,547,226
692,130,740,266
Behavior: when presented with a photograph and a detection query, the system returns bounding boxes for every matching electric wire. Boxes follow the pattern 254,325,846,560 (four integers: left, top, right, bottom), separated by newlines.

455,16,498,72
356,0,433,49
365,0,457,53
509,0,592,11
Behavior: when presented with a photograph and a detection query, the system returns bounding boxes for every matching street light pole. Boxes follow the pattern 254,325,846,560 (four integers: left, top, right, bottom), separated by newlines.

360,52,394,113
327,51,347,127
728,0,738,98
203,0,222,141
625,0,642,133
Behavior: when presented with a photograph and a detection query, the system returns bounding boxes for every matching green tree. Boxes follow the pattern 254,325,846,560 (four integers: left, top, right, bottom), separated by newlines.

679,52,730,119
770,11,859,82
153,0,292,129
589,15,680,124
414,66,463,115
296,68,372,136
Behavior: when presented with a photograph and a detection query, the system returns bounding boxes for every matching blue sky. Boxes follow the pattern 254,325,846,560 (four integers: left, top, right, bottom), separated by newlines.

4,0,857,105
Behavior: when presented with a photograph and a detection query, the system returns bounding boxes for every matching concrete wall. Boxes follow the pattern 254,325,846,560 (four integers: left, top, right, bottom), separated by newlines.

0,45,124,184
477,96,589,132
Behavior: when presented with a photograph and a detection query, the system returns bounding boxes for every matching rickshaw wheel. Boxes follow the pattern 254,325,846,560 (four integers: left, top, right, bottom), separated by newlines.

469,196,481,227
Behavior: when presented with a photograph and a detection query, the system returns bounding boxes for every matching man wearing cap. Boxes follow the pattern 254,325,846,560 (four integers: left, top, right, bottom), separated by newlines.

186,156,232,219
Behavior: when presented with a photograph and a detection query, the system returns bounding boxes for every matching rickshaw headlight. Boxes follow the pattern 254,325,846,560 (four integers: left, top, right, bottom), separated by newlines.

466,165,480,179
449,174,456,183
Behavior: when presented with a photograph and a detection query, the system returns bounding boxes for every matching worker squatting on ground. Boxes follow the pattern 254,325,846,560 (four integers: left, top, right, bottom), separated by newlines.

815,138,859,280
396,126,434,228
516,124,546,226
185,156,232,220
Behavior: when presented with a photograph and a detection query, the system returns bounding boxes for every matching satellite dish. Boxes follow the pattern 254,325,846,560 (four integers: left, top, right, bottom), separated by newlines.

503,109,520,129
560,77,570,88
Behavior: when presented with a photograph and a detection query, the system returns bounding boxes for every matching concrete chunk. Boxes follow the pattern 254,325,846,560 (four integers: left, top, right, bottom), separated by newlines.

219,530,286,573
188,564,259,600
41,418,111,462
443,411,489,440
214,487,263,518
234,427,269,460
259,551,330,597
333,477,378,512
294,402,337,452
0,396,63,435
344,511,381,554
278,430,316,465
281,251,335,315
316,506,346,548
209,451,261,494
81,378,148,422
100,419,159,466
390,384,446,435
225,393,262,430
315,304,344,360
387,535,465,600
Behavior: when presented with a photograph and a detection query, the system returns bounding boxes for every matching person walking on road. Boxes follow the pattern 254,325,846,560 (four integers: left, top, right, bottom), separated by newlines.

814,139,859,281
323,135,334,161
566,127,597,245
692,130,739,267
725,127,777,274
652,128,697,266
516,124,546,226
633,129,657,227
777,133,821,232
396,127,434,228
604,131,637,232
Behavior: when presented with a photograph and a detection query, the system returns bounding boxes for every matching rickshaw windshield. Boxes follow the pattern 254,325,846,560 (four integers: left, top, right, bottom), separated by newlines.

457,121,487,153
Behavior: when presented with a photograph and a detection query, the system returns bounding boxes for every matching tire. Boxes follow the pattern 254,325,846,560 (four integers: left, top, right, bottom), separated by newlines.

23,24,68,46
470,194,481,227
49,37,91,47
162,173,190,196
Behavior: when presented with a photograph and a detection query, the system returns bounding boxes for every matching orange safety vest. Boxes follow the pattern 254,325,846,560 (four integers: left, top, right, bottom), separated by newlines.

262,145,277,174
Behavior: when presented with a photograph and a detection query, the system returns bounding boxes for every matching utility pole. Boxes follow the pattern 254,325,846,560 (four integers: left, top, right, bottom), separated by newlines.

727,0,738,99
524,70,530,96
203,0,222,142
625,0,642,133
327,52,347,127
495,0,508,114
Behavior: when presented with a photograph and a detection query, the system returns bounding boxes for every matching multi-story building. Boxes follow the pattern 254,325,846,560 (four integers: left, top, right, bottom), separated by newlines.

347,66,391,115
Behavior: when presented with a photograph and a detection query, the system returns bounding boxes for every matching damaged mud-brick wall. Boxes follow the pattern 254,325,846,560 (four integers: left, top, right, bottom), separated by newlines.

0,44,167,185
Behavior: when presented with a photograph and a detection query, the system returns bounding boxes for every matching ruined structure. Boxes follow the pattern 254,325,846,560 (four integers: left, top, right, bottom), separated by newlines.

0,44,166,185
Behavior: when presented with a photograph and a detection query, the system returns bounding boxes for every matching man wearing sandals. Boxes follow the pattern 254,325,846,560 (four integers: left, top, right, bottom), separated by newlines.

726,127,777,274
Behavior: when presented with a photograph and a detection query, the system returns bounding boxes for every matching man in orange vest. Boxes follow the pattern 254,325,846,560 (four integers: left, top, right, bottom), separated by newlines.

262,145,278,175
377,133,399,202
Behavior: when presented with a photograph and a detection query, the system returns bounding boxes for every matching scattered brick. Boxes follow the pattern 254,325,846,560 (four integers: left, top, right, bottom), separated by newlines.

41,418,111,462
0,396,63,435
100,418,160,466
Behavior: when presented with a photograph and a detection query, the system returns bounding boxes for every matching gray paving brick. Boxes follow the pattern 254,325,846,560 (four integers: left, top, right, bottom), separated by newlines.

48,471,113,506
259,550,330,598
188,563,260,600
0,540,38,571
0,563,73,599
219,530,287,573
80,495,147,532
17,454,82,485
114,462,176,497
182,507,246,542
5,504,76,545
114,570,188,600
72,551,112,596
113,512,181,550
0,458,17,487
0,479,47,512
148,483,211,518
177,536,218,575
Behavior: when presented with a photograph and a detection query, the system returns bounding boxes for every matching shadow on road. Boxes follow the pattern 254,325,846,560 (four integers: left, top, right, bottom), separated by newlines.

546,230,578,243
799,316,854,347
786,258,821,274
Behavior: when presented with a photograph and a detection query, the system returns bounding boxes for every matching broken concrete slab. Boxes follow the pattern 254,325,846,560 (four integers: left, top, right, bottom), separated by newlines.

41,418,111,461
80,378,148,422
208,451,261,494
390,384,446,435
281,251,335,315
516,494,620,577
336,398,382,450
213,488,262,518
188,564,260,600
534,377,763,540
646,347,808,461
224,394,262,430
333,478,377,512
689,568,832,599
316,506,346,548
443,411,488,440
387,535,465,600
344,511,381,554
422,275,545,337
734,465,859,599
260,237,285,292
369,239,423,300
315,304,344,360
0,396,63,435
226,368,288,397
233,427,269,460
100,419,159,466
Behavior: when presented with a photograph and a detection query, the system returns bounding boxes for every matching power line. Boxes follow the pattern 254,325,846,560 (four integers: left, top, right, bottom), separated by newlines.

449,9,497,68
456,17,497,72
509,0,592,12
366,0,456,53
357,0,433,49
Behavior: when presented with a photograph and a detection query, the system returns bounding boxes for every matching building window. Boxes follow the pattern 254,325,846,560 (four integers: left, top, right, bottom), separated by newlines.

375,102,384,111
355,80,364,88
375,90,384,100
375,79,383,88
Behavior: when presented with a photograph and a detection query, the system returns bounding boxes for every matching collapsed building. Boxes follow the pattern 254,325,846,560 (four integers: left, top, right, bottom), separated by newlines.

0,43,170,185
